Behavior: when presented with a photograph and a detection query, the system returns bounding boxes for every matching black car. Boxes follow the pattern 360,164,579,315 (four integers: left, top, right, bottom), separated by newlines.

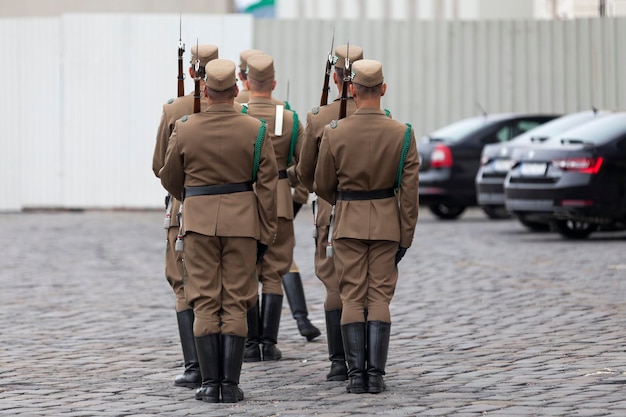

476,110,610,226
504,112,626,239
418,113,559,219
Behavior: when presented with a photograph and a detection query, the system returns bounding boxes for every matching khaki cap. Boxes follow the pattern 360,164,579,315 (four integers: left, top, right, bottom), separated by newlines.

190,44,219,67
334,44,363,69
246,54,275,82
239,49,263,69
351,59,384,87
205,59,237,91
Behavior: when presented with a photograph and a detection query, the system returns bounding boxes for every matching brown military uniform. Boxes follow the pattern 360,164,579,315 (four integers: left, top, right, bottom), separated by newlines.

314,58,419,394
245,97,303,294
315,107,419,323
297,97,357,310
159,101,278,337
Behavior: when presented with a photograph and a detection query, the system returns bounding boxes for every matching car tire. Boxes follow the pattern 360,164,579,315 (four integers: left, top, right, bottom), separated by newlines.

516,215,551,232
481,205,512,220
428,203,466,220
552,220,598,239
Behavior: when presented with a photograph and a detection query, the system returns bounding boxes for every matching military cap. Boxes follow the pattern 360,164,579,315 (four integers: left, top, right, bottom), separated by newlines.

190,44,219,67
351,59,384,87
239,49,263,69
246,53,275,82
205,59,237,91
334,44,363,69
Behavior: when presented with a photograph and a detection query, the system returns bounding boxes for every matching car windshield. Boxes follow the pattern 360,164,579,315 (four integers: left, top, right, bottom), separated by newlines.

546,113,626,145
425,117,491,143
511,111,608,145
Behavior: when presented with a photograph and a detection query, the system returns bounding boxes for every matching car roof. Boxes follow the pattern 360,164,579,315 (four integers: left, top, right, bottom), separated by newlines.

508,110,611,144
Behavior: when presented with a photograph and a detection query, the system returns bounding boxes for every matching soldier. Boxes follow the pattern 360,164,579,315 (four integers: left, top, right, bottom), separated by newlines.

152,43,218,389
239,53,318,363
296,44,363,381
314,59,419,394
159,58,278,403
235,48,262,104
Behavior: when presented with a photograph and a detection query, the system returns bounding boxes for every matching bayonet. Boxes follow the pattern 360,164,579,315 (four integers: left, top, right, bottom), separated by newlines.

319,26,335,107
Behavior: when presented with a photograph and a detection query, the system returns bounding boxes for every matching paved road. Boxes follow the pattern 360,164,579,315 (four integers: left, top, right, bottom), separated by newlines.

1,206,625,416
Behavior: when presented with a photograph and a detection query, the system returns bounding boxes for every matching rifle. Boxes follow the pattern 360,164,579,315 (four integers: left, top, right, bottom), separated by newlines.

193,38,201,113
177,14,185,97
338,42,351,120
319,28,335,107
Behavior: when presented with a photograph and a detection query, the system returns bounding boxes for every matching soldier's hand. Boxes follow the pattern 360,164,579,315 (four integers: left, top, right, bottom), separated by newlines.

256,242,269,264
293,202,303,218
395,247,408,265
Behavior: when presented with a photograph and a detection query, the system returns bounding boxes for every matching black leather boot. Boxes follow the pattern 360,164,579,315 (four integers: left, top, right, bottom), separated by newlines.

325,309,348,381
260,293,283,361
174,309,201,388
221,334,246,403
193,333,221,403
283,271,321,341
366,321,391,394
341,322,366,394
243,298,261,362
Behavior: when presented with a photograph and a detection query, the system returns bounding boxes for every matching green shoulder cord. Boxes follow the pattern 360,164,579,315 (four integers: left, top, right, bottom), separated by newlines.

384,109,391,118
395,123,412,190
287,110,299,166
241,104,248,114
284,101,291,111
252,120,267,183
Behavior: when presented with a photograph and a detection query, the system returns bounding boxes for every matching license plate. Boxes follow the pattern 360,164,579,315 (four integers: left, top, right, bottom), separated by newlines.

493,159,514,172
520,162,547,176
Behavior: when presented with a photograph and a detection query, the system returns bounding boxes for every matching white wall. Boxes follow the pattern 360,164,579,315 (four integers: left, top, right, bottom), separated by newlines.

0,13,252,211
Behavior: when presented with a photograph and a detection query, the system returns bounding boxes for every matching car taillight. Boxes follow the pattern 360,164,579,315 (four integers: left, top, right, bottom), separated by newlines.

430,144,453,168
551,157,603,174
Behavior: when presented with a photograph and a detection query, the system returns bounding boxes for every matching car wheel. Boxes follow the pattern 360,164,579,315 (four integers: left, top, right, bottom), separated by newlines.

428,203,466,220
552,220,598,239
516,215,551,232
481,205,512,220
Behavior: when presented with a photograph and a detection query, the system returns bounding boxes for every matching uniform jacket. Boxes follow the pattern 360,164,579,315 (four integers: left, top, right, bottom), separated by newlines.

152,93,209,227
297,97,357,227
245,97,304,220
314,107,419,248
159,103,278,246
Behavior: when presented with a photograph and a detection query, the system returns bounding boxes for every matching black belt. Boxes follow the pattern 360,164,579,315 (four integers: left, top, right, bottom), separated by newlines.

337,188,396,201
278,169,288,179
184,182,253,199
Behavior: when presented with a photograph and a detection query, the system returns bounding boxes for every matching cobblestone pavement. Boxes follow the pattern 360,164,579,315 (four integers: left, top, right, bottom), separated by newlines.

1,206,625,417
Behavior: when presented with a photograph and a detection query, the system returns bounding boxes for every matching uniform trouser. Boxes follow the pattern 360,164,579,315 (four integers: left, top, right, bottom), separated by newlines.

332,238,399,324
166,227,192,312
315,225,342,311
183,232,258,337
257,218,294,295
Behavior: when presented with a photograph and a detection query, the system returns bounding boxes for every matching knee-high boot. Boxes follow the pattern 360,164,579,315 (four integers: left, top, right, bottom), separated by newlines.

366,321,391,394
221,334,246,403
243,297,261,362
260,293,283,361
341,322,366,394
282,271,321,341
174,309,201,388
193,333,221,403
325,309,348,381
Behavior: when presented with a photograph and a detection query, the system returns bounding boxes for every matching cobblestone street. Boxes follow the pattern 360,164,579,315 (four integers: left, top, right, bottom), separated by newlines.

1,206,625,416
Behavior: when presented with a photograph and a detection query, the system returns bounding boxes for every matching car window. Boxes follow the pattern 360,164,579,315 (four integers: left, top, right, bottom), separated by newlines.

427,117,489,143
494,120,541,143
546,113,626,145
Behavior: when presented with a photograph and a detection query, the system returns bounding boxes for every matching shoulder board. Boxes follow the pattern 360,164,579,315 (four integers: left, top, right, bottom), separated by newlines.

312,106,320,115
167,98,175,104
180,115,189,122
329,120,338,129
